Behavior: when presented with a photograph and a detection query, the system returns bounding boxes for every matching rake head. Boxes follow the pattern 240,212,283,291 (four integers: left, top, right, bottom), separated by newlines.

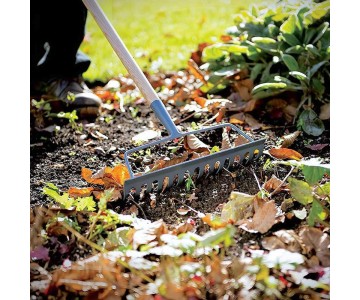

123,123,265,197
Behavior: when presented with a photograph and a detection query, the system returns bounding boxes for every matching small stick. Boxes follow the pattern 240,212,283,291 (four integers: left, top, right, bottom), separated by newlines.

269,166,295,198
251,169,262,192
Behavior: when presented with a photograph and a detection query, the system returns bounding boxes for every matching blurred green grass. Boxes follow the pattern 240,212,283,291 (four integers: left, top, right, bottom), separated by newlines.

81,0,260,82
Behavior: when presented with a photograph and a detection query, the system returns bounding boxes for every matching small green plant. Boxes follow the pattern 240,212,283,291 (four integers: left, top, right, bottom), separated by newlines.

199,0,330,136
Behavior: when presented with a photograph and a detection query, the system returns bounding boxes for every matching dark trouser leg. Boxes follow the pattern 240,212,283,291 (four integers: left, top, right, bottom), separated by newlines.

30,0,91,88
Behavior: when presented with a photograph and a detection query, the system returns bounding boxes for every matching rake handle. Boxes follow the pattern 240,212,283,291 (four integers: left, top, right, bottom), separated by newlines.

83,0,181,138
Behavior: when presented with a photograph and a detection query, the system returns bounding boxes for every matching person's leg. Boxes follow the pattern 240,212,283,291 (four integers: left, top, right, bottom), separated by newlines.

31,0,101,116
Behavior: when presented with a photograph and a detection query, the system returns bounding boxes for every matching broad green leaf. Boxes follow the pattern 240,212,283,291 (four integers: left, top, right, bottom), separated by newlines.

280,15,296,34
305,44,320,57
221,44,248,54
280,33,302,47
288,177,313,205
268,24,279,37
308,198,328,226
311,0,330,20
198,225,235,248
302,165,328,185
304,28,318,44
252,82,287,94
246,44,262,61
297,108,325,136
274,75,298,85
250,64,264,80
312,22,329,44
281,54,299,71
289,71,308,82
307,61,327,79
251,37,278,52
202,45,226,61
316,182,330,199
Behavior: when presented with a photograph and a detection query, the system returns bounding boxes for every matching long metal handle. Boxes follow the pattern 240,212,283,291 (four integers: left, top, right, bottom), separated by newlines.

83,0,181,138
83,0,158,104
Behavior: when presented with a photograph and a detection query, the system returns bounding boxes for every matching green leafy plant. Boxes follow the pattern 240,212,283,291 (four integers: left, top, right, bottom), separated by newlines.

199,0,330,136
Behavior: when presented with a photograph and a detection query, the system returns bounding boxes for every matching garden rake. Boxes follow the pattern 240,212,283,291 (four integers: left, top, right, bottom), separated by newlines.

83,0,266,196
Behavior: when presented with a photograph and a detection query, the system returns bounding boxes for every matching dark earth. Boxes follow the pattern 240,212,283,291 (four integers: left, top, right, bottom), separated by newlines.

30,73,330,299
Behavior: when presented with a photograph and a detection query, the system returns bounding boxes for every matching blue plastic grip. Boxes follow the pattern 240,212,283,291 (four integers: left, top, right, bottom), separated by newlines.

150,99,181,138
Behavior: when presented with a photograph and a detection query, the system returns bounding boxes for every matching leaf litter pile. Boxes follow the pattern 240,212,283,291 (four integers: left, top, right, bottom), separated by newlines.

31,46,330,300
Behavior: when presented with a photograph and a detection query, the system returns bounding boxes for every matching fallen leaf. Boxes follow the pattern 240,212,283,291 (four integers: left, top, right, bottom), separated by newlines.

81,167,106,185
30,246,50,261
233,81,251,101
240,198,278,234
244,113,264,130
184,134,210,152
229,112,245,124
216,107,227,123
221,192,255,223
194,96,207,108
49,252,128,297
233,134,250,146
132,130,161,143
319,103,330,120
110,164,131,186
305,143,329,151
187,59,207,84
150,153,189,172
268,148,303,160
263,175,287,193
177,207,190,215
261,230,304,253
202,213,228,229
240,79,254,91
221,128,232,150
299,227,330,267
68,187,94,198
280,131,301,148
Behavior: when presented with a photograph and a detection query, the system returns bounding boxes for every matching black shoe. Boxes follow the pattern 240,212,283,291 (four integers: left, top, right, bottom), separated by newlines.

34,76,102,118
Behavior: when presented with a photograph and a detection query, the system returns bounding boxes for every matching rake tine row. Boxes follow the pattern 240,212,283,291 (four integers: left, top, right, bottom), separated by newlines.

124,140,264,196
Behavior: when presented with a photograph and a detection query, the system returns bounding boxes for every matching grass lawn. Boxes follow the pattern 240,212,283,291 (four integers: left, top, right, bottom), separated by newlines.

81,0,261,82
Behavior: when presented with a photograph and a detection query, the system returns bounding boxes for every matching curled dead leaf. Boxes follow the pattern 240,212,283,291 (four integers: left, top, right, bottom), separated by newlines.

150,153,189,172
184,134,210,152
280,131,301,148
261,230,304,253
263,175,287,194
187,59,207,84
229,112,245,124
68,187,94,198
239,197,279,234
299,226,330,267
202,213,228,229
319,103,330,120
268,148,303,161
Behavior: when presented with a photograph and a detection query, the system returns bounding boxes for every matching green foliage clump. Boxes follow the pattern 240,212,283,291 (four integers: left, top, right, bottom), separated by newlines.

200,0,330,136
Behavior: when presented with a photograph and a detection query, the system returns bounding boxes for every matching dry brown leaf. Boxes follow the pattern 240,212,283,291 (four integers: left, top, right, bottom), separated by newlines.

243,98,261,112
216,107,227,123
229,112,245,124
240,79,254,91
261,230,304,253
184,134,210,152
319,103,330,120
233,135,250,147
280,131,301,148
263,175,287,193
187,59,207,84
190,151,210,160
68,187,94,198
299,226,330,267
240,198,277,234
268,148,303,160
81,167,106,185
233,82,251,101
244,113,264,130
221,128,232,150
49,252,127,297
109,164,131,186
161,176,170,193
150,153,189,172
194,96,207,108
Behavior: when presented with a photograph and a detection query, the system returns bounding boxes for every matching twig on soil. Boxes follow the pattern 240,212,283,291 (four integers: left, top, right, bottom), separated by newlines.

199,111,220,126
269,166,295,198
251,168,262,193
127,196,148,220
